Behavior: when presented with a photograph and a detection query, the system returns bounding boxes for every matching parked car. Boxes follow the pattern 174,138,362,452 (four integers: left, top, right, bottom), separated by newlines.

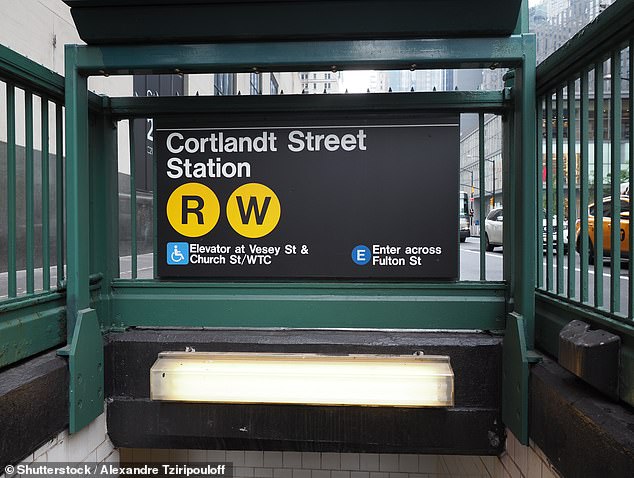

459,213,470,243
484,207,568,253
575,195,630,264
484,208,503,251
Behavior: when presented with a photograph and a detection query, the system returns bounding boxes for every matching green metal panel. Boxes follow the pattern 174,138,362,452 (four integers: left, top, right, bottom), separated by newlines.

107,91,509,119
502,312,531,444
64,0,523,44
59,308,104,433
0,293,66,368
110,282,507,331
73,38,526,76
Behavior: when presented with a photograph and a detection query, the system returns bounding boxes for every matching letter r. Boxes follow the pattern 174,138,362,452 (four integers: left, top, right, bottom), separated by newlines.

182,195,204,224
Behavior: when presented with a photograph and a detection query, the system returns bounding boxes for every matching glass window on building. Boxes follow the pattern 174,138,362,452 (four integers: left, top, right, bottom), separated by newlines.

250,72,261,95
214,73,236,96
270,74,279,95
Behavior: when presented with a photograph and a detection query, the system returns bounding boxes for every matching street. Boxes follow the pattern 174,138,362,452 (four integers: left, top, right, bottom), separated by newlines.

459,237,503,281
459,237,631,314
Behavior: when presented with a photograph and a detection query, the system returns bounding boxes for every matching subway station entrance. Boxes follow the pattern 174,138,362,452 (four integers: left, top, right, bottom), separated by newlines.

59,0,535,449
1,1,633,477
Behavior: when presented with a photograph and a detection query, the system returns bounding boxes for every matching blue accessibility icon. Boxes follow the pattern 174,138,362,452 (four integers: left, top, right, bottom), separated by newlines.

351,245,371,265
167,242,189,265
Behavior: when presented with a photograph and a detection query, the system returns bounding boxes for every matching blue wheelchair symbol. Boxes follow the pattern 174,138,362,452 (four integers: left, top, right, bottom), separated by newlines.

167,242,189,265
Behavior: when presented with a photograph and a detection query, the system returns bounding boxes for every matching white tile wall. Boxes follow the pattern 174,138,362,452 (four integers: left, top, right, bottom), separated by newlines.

117,438,563,478
0,412,116,478
1,423,564,478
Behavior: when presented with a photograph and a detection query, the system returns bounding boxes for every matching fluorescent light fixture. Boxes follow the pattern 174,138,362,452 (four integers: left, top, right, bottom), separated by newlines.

150,352,454,407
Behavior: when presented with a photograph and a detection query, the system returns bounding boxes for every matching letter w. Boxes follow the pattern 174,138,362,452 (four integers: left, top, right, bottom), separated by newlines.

236,196,271,225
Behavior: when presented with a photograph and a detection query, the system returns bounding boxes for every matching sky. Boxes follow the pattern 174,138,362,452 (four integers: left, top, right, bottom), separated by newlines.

340,71,374,93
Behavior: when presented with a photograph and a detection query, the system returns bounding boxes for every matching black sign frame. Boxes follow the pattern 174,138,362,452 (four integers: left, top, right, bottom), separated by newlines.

155,110,459,281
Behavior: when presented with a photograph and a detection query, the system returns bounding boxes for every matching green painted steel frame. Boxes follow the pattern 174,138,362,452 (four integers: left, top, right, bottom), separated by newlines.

0,45,70,369
108,281,507,331
73,37,526,76
63,16,537,440
534,0,634,406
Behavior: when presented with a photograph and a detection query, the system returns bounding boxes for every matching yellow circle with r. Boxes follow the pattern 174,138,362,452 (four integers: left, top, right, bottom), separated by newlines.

166,182,220,237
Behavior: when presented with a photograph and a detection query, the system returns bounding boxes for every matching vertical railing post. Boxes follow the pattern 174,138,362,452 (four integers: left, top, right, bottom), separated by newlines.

62,45,104,434
594,62,604,308
56,103,65,288
629,42,634,321
129,120,137,279
25,90,34,294
6,83,17,298
536,97,544,288
580,69,590,303
517,34,537,348
567,80,577,299
503,76,515,288
88,98,120,328
502,24,537,447
64,46,90,333
41,96,51,290
479,113,486,280
545,93,553,290
555,88,565,294
610,50,622,313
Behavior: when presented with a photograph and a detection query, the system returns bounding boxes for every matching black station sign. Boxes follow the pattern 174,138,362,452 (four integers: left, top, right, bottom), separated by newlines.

156,112,459,280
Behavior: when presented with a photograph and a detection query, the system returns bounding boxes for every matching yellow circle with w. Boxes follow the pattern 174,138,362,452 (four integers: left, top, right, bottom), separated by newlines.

226,183,281,238
166,183,220,237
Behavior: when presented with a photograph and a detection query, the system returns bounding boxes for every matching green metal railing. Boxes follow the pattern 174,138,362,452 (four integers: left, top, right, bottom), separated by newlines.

535,0,634,406
0,44,67,368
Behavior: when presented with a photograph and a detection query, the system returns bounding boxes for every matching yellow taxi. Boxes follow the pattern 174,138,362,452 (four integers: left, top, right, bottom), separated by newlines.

576,195,630,264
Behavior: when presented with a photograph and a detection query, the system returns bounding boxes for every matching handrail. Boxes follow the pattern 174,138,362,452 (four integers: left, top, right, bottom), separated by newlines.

0,44,65,100
536,0,634,95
